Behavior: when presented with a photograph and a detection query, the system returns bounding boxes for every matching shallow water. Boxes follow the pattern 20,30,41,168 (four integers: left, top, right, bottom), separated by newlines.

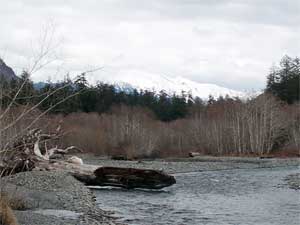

95,166,300,225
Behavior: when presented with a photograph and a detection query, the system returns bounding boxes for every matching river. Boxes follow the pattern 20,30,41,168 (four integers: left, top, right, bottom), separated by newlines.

95,166,300,225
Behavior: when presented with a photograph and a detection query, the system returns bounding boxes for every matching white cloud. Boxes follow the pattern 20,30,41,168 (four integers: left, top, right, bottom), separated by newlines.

0,0,299,90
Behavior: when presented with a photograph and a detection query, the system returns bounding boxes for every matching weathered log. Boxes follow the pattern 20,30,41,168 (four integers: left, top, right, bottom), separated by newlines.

81,166,175,189
33,161,176,189
189,152,201,157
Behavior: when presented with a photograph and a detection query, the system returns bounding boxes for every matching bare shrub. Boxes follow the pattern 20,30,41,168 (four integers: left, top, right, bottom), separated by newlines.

59,94,298,158
63,105,160,159
62,112,108,155
186,94,290,156
283,103,300,151
108,105,159,158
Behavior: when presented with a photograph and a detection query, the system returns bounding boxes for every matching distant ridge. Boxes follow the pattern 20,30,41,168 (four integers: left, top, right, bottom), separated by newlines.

88,70,246,100
0,58,18,81
0,59,247,100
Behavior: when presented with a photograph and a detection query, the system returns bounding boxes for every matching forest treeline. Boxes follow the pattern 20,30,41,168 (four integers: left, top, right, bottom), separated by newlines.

1,55,299,158
1,70,191,122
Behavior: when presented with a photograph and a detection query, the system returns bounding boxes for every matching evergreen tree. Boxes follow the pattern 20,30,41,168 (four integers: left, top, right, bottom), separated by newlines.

170,94,188,120
17,71,35,105
207,94,216,105
155,91,172,121
266,55,300,104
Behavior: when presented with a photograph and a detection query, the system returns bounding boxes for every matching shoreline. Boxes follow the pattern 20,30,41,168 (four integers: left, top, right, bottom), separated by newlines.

79,154,300,174
1,156,299,224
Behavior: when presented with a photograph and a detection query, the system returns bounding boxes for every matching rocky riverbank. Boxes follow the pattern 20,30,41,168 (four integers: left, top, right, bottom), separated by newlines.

0,171,118,225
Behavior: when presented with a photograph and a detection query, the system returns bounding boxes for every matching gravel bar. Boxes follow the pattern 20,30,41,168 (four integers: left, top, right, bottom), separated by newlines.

0,171,119,225
79,155,300,174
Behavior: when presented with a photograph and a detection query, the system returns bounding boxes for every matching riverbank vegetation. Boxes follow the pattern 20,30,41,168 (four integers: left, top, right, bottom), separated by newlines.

1,56,299,159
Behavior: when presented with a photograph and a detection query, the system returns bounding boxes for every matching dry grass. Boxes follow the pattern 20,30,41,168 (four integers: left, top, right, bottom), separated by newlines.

0,193,27,211
0,194,19,225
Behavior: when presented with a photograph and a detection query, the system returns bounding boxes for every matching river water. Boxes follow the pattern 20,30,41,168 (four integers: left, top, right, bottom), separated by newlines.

95,166,300,225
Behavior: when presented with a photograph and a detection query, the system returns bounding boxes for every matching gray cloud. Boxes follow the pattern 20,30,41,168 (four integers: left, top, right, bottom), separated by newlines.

0,0,299,91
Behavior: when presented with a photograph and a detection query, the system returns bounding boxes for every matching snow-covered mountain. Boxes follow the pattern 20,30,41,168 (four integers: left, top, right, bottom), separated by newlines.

88,70,245,100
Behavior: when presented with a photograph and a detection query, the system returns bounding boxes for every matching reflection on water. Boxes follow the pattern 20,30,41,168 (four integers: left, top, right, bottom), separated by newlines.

95,167,300,225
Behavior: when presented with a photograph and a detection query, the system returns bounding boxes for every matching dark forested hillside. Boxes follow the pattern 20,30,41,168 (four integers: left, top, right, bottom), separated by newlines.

2,70,191,121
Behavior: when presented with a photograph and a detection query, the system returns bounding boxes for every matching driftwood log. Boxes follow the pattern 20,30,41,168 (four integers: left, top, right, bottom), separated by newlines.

189,152,201,157
34,161,175,189
0,128,176,189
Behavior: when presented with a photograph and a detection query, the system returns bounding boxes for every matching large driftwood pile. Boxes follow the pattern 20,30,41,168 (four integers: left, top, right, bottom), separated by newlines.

0,128,176,189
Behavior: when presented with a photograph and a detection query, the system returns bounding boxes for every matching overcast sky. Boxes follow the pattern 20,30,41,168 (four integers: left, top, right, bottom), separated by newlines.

0,0,299,91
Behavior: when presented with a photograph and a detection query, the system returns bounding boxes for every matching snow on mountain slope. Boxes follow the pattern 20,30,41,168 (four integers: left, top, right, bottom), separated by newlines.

88,69,245,99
